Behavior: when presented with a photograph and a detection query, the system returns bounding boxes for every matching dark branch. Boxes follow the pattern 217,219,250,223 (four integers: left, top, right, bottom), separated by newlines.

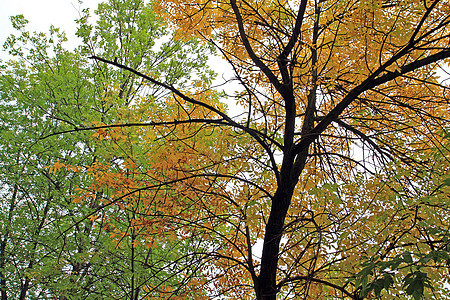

293,48,450,154
89,55,282,179
229,0,287,99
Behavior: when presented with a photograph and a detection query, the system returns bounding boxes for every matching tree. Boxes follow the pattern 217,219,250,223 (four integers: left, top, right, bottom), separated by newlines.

85,0,450,299
0,0,216,298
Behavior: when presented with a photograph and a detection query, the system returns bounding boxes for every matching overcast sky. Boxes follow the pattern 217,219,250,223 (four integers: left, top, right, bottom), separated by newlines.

0,0,100,53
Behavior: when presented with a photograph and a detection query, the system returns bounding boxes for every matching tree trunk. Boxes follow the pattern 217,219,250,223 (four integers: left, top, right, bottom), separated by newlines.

257,147,309,299
258,190,293,299
0,238,7,300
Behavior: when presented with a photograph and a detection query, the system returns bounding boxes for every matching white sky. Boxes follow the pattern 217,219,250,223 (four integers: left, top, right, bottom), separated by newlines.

0,0,101,54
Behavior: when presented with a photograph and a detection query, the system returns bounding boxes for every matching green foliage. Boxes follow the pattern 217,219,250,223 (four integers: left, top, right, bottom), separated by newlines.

403,271,432,300
0,0,216,298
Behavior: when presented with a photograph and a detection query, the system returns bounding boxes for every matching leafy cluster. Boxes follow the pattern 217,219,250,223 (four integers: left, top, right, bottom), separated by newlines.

0,0,218,298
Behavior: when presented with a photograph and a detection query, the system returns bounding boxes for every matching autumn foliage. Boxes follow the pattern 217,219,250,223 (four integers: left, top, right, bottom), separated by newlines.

83,0,450,298
84,0,450,298
2,0,450,299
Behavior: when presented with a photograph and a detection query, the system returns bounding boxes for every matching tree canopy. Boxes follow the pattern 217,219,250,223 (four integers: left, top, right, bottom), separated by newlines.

1,0,450,299
1,0,216,298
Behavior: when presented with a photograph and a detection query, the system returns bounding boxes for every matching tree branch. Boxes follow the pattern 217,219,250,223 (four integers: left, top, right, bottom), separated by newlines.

294,48,450,154
229,0,287,99
89,55,282,179
277,275,357,299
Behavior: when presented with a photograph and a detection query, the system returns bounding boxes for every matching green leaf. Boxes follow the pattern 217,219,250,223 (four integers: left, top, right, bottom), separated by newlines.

9,14,29,30
403,271,429,300
443,177,450,186
402,252,413,264
383,273,394,290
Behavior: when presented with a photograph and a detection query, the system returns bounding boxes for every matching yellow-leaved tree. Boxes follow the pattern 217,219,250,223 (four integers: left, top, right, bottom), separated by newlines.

85,0,450,298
